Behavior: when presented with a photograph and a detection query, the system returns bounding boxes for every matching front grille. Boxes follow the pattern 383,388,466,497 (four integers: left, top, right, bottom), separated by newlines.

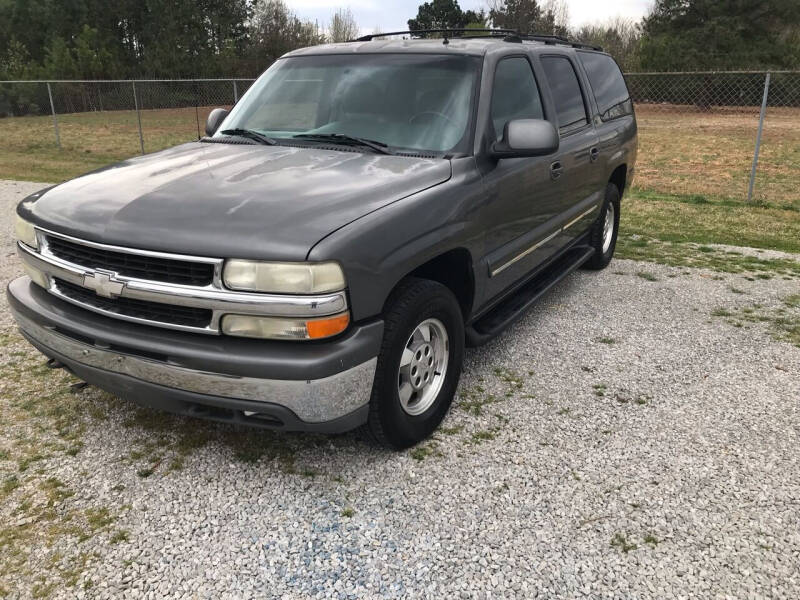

54,278,213,329
46,236,214,286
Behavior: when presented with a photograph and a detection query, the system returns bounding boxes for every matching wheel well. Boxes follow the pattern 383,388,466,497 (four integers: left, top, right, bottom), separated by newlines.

403,249,474,319
609,165,627,196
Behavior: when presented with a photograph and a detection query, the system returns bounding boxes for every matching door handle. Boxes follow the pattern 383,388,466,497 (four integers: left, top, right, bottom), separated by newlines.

550,161,563,180
589,147,600,162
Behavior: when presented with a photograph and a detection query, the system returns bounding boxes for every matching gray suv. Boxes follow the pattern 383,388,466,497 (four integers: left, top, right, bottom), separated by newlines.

9,31,637,449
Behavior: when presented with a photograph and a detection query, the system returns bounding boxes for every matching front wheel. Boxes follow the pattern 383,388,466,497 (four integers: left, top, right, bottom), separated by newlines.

360,278,464,449
583,183,621,270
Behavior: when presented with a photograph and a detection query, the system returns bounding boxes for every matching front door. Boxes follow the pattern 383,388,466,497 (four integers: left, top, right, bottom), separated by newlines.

479,55,563,301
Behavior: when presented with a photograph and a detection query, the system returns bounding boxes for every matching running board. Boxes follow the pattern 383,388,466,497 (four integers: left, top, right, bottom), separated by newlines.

466,245,595,347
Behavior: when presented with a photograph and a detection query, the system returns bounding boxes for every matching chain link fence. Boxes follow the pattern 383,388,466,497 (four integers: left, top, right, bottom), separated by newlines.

0,79,256,163
624,71,800,206
1,73,798,205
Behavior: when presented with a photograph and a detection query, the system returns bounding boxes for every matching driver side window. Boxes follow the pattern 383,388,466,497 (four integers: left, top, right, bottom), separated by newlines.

491,57,544,141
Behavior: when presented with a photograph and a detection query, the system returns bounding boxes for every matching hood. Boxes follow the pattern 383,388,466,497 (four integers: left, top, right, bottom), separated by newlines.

20,142,451,261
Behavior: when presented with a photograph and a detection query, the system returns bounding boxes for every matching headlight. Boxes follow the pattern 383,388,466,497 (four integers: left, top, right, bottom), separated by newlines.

221,312,350,340
14,214,38,249
223,260,345,294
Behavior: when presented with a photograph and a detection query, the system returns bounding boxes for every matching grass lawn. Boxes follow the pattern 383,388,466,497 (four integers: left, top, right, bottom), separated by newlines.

1,105,799,254
0,107,220,182
633,105,800,210
620,190,800,254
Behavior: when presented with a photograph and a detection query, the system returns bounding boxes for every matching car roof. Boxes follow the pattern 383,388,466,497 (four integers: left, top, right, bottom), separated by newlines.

283,37,606,59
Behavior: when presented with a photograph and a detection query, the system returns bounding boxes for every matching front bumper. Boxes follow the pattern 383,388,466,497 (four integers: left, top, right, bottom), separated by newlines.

7,277,383,432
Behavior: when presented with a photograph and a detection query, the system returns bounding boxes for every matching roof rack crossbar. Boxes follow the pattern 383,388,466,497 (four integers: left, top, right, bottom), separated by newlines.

353,29,516,42
350,29,602,52
516,34,602,51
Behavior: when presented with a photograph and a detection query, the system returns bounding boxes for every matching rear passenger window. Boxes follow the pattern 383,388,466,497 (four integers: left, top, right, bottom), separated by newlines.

578,51,632,121
540,56,588,133
490,57,544,140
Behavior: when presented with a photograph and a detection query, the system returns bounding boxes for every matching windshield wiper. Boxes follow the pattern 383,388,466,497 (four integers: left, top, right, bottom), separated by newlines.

219,128,277,145
293,133,394,155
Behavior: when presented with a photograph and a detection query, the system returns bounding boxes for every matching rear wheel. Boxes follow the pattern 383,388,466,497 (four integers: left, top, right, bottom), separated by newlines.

361,278,464,449
584,183,620,270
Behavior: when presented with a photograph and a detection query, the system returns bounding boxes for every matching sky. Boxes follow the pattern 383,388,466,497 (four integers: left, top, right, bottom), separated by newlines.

287,0,654,34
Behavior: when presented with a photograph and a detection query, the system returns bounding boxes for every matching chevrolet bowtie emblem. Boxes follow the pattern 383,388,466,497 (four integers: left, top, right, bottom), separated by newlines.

83,270,125,299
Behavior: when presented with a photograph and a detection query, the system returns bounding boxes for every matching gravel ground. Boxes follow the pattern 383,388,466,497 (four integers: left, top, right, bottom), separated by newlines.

1,179,800,599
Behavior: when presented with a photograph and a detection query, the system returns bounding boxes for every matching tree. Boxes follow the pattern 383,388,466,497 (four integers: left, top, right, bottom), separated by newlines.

42,37,78,79
488,0,542,33
0,40,40,116
329,7,360,42
463,9,488,30
640,0,800,70
407,0,470,31
538,0,569,36
251,0,324,67
0,39,34,80
73,25,114,79
576,18,642,71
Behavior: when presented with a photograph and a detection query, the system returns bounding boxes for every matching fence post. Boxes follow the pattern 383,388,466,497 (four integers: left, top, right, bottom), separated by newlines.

46,82,61,149
233,80,239,103
194,81,201,140
747,72,771,203
132,80,145,154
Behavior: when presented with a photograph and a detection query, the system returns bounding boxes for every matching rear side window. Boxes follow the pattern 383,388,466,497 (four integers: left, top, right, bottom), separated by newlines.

540,56,588,133
578,51,632,120
490,57,544,141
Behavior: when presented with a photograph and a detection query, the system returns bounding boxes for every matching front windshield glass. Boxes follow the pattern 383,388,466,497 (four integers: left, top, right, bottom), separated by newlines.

215,53,480,154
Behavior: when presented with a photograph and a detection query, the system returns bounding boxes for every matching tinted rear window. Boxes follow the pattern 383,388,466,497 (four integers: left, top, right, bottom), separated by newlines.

578,52,631,118
540,56,587,133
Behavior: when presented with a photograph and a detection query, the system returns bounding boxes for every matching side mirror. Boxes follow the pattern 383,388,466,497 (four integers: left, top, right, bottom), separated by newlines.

491,119,559,159
205,108,229,137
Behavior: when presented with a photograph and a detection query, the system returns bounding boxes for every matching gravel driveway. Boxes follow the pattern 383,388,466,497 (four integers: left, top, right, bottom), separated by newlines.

2,179,799,599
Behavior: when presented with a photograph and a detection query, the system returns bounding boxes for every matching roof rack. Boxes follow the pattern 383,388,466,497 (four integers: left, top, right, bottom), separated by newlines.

351,29,602,51
353,29,516,42
514,34,602,51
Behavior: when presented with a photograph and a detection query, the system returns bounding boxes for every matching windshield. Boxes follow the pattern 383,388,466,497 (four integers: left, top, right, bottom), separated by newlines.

215,53,481,154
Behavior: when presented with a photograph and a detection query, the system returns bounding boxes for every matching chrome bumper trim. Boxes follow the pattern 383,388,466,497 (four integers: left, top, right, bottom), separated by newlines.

12,308,376,423
18,240,348,335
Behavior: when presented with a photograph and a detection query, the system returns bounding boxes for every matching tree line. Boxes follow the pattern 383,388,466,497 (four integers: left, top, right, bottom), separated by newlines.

1,0,798,81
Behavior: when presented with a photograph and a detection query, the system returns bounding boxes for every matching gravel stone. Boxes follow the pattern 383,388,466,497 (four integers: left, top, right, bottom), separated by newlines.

1,179,799,598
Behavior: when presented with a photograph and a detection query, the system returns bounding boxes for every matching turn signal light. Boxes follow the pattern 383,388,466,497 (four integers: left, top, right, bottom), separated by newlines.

306,313,350,339
221,312,350,340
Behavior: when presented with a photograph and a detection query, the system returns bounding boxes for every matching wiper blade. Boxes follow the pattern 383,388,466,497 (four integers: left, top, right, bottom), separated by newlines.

293,133,393,155
219,128,277,145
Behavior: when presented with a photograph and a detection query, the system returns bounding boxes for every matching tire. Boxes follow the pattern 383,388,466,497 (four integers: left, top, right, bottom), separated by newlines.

360,278,465,449
583,183,621,270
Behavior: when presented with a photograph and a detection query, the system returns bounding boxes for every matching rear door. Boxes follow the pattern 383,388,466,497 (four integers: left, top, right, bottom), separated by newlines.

576,50,635,188
538,54,603,244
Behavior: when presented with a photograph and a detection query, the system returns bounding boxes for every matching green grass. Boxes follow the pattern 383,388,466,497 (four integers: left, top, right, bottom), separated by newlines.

0,107,215,182
712,295,800,348
469,429,499,444
634,105,800,209
610,532,638,553
409,444,435,461
621,189,800,254
617,232,800,278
